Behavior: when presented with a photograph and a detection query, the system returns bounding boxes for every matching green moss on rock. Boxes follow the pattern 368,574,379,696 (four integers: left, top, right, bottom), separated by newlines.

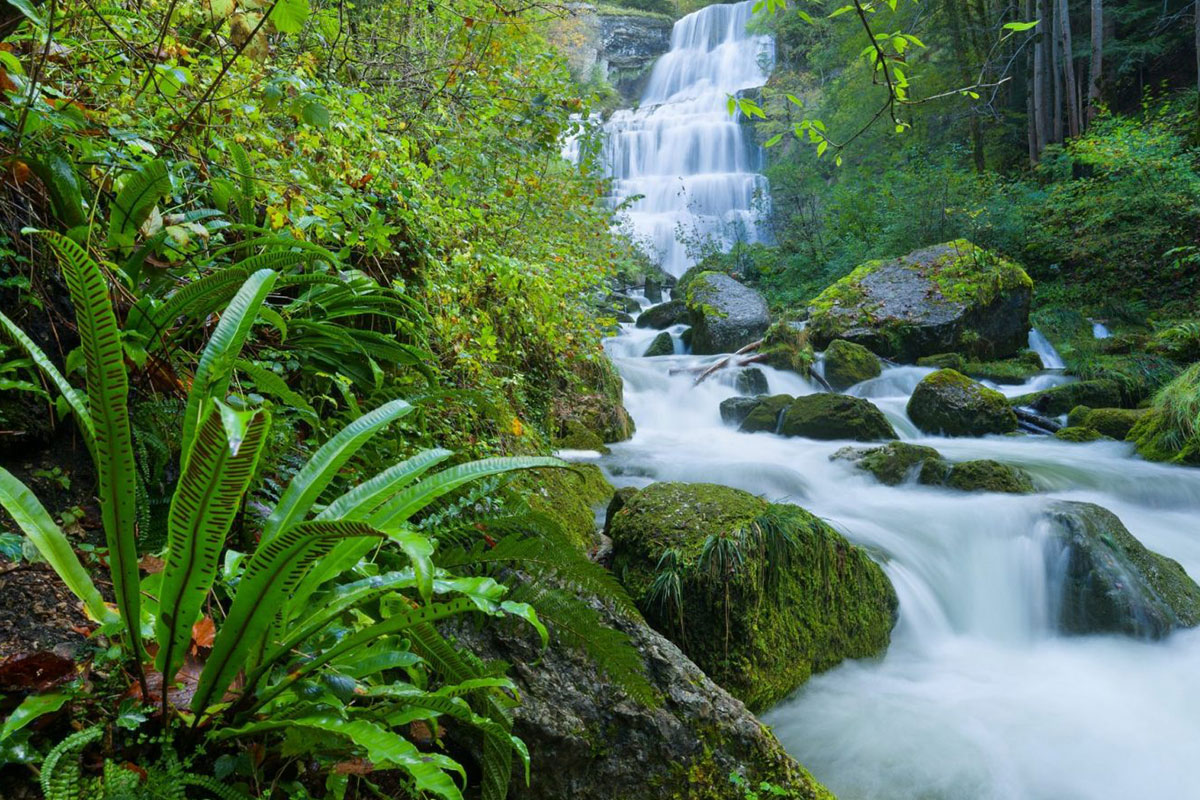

831,441,943,485
962,357,1043,384
780,394,897,441
1078,407,1146,439
524,465,614,549
738,394,795,434
916,353,967,371
1055,426,1108,442
555,419,611,454
1009,380,1123,416
609,483,897,711
823,339,881,390
907,369,1018,436
643,331,674,357
943,459,1035,493
758,318,814,375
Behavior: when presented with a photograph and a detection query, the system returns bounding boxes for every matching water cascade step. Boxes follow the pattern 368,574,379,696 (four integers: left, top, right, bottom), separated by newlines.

600,0,774,277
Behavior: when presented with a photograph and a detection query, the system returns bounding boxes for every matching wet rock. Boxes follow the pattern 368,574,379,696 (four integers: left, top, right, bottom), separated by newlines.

962,355,1043,384
642,331,674,357
685,272,771,355
603,486,639,537
643,277,663,304
720,396,764,426
1009,379,1122,415
735,367,769,396
831,442,944,485
1054,426,1108,442
907,369,1018,437
608,293,642,315
916,352,966,371
1073,407,1146,440
780,394,897,441
557,355,635,443
443,574,834,800
609,482,897,712
737,394,795,434
757,318,814,376
555,420,610,454
941,459,1034,493
822,339,881,390
807,240,1033,361
1042,501,1200,639
635,299,687,330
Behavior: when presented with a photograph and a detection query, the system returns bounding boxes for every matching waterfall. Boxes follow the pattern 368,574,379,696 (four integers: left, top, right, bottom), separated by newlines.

600,1,774,277
1028,328,1066,370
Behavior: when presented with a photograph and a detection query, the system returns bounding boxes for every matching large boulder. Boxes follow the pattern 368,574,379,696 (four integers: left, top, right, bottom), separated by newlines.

907,369,1018,436
1041,501,1200,639
831,442,944,485
609,483,897,712
735,367,769,396
822,339,882,390
1066,406,1146,439
737,394,795,434
686,272,771,355
720,395,765,427
642,331,674,357
807,240,1033,361
779,394,897,441
939,459,1034,493
635,299,687,330
1010,380,1122,415
443,582,833,800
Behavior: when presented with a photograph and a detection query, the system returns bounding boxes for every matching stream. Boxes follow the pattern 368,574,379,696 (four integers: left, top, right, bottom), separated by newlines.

584,2,1200,798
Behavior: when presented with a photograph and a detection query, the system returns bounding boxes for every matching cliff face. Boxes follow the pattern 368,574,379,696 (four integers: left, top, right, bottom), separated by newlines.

549,5,673,102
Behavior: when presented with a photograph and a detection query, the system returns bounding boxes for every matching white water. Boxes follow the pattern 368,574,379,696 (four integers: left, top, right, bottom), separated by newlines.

1027,328,1066,370
1094,322,1112,339
594,314,1200,799
599,0,774,276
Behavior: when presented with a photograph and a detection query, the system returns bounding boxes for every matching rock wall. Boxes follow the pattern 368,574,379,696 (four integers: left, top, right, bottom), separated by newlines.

548,4,674,101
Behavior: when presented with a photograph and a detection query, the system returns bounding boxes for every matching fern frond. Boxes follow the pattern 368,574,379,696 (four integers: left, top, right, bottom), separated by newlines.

40,725,102,800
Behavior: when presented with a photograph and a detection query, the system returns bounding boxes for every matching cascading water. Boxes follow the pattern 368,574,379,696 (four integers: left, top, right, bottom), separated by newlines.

600,0,774,276
598,318,1200,800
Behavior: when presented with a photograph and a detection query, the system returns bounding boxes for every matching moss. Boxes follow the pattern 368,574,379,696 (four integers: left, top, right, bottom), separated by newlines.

925,239,1033,306
759,318,814,375
1079,407,1146,439
1055,426,1108,442
1128,408,1200,465
738,394,795,434
1066,405,1093,428
780,393,897,441
609,483,897,712
831,441,944,485
523,464,614,549
555,420,610,454
943,459,1035,493
1009,379,1123,415
916,353,967,371
823,339,881,390
907,369,1018,436
962,357,1042,384
643,331,674,357
557,353,635,443
636,299,688,330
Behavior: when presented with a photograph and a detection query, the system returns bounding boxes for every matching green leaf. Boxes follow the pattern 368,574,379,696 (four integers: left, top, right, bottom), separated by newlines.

218,716,464,799
155,406,270,685
194,520,392,714
0,468,109,622
764,133,784,147
262,398,413,542
269,0,309,33
43,232,141,655
27,154,86,229
179,269,277,462
0,311,94,456
4,0,44,27
0,692,69,743
108,160,171,251
1003,20,1039,32
301,102,330,128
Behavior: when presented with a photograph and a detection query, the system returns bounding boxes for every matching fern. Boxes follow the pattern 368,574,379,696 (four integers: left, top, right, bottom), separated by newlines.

108,159,171,250
40,725,102,800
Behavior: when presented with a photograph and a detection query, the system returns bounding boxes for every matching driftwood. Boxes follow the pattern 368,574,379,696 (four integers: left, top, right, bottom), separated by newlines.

1014,406,1062,435
691,340,764,386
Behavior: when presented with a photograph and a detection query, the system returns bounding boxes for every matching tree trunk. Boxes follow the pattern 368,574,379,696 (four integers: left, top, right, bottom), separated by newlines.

947,0,986,171
1033,0,1050,154
1051,0,1063,143
1088,0,1103,123
1060,0,1080,138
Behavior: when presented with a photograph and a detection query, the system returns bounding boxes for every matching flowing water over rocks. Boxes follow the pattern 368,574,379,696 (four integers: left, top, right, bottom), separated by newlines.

594,299,1200,800
600,0,774,276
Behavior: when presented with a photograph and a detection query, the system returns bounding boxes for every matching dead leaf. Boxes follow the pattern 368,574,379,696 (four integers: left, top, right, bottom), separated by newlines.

139,554,165,573
0,652,76,691
191,617,215,650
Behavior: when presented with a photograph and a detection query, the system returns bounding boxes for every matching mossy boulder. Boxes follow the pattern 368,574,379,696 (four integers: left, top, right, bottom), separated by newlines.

1054,426,1107,443
758,318,814,375
635,299,687,330
557,355,635,443
831,442,943,485
555,419,610,454
523,465,614,550
916,353,966,371
779,394,897,441
1127,408,1200,465
686,272,771,355
643,331,674,357
942,459,1034,493
737,394,795,434
806,240,1033,361
833,444,1033,493
822,339,881,390
607,293,642,315
906,369,1018,436
1066,405,1093,428
720,395,764,426
962,357,1042,384
735,367,769,396
1042,501,1200,639
1073,407,1146,440
1009,380,1122,416
609,483,898,711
